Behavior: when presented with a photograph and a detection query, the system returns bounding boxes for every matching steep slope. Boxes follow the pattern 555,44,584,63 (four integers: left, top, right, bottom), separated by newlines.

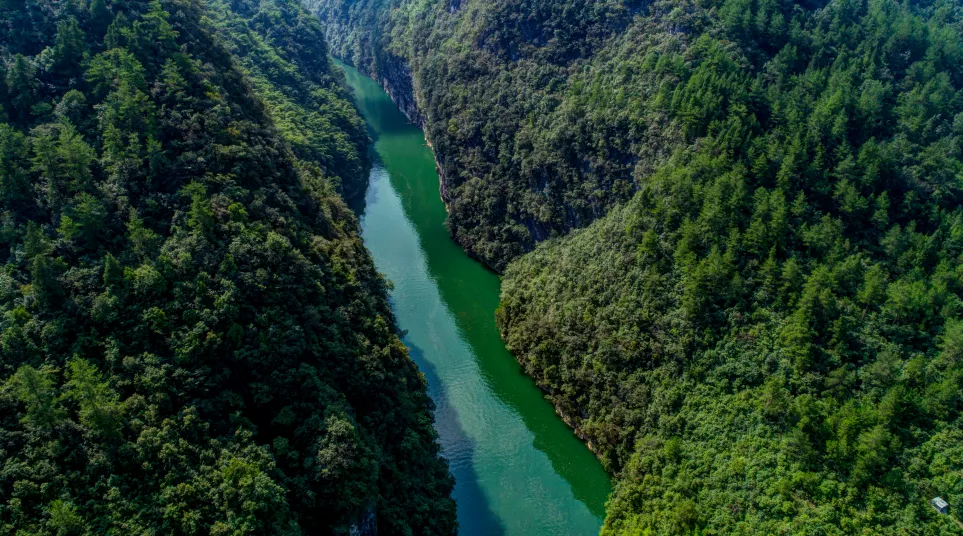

0,0,456,534
210,0,372,200
314,0,963,533
498,0,963,534
309,0,646,270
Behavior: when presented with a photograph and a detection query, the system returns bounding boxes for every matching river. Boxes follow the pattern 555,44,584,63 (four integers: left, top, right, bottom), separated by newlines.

338,61,612,536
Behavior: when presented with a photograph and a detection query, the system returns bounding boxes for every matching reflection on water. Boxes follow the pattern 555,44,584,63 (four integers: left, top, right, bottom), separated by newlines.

340,60,611,536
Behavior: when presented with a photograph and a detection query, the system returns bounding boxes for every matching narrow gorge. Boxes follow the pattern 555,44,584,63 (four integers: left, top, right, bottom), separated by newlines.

339,60,612,536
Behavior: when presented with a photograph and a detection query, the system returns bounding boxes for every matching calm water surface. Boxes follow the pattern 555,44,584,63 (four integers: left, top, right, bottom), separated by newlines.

338,60,611,536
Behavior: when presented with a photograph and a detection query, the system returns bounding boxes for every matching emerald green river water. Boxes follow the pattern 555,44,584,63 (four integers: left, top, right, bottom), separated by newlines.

338,62,613,535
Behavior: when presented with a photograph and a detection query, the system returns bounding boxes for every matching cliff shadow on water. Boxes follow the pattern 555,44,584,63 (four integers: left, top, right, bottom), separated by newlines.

406,342,507,536
337,57,612,535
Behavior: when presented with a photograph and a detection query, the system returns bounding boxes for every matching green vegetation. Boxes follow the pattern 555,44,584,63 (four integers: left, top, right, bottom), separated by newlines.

209,0,371,199
314,0,963,533
311,0,651,270
0,0,456,534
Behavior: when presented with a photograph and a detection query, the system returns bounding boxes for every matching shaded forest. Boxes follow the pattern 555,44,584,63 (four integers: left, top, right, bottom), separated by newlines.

0,0,456,534
312,0,963,533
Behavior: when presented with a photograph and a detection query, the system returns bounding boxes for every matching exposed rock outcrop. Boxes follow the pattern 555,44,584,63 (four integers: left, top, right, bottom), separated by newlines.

372,52,424,127
338,50,453,210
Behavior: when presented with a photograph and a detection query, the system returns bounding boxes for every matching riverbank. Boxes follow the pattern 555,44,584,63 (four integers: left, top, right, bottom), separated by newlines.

338,60,611,536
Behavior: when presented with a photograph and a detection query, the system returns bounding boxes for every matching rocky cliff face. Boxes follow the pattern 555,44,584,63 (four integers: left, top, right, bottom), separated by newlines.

372,51,424,127
339,49,454,209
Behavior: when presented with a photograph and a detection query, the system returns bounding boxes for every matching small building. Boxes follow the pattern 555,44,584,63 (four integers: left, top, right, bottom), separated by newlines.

931,496,949,515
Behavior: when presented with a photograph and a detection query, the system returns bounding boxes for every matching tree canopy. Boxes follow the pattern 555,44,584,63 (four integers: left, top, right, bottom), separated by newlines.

314,0,963,533
0,0,456,534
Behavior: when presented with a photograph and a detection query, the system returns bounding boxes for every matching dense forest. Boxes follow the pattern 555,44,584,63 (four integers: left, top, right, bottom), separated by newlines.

311,0,656,270
0,0,457,534
313,0,963,533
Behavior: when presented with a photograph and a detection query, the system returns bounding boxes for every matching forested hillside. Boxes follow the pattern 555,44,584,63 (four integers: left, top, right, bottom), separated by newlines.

0,0,456,534
310,0,649,270
313,0,963,533
499,0,963,532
